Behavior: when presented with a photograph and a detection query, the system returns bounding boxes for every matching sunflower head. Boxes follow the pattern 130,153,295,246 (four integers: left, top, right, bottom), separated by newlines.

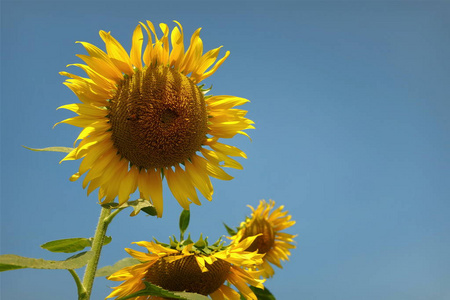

108,65,208,169
106,235,265,300
231,200,297,278
57,20,254,217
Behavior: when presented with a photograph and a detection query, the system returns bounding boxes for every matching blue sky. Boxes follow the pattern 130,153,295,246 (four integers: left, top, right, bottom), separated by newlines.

1,1,450,299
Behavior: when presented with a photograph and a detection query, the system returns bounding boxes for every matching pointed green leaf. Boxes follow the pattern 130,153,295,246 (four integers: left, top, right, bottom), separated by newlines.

96,257,140,277
22,146,74,153
117,282,209,300
41,238,92,253
0,251,93,271
249,286,276,300
179,209,190,237
103,235,112,246
101,199,157,216
223,222,238,236
41,237,112,253
174,291,211,300
140,206,157,216
0,264,26,272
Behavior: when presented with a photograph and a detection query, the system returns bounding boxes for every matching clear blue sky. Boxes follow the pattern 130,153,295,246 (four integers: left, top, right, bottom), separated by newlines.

1,1,450,299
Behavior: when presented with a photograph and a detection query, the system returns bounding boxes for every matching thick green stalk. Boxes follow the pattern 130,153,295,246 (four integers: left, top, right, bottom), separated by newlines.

80,207,111,300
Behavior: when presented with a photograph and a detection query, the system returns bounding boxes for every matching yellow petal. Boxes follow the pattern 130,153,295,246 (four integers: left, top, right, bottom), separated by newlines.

208,141,247,158
196,50,230,83
82,149,116,188
75,41,122,80
185,157,213,201
99,30,133,75
78,138,113,175
118,166,139,204
139,22,153,67
67,63,116,91
57,103,107,117
124,248,153,262
130,25,143,70
169,21,185,69
215,285,240,300
191,46,223,82
165,167,190,210
206,96,250,109
158,23,170,64
138,168,164,217
194,256,209,272
75,54,123,82
200,150,233,180
180,28,202,75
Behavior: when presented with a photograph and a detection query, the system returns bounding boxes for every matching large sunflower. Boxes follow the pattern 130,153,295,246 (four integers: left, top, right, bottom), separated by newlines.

230,200,296,278
57,21,253,217
106,236,265,300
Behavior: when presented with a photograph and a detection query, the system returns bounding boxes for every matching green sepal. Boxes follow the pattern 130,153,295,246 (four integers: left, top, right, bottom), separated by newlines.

194,234,206,249
199,84,213,95
179,209,190,239
0,251,93,272
169,236,179,248
117,282,210,300
182,233,194,246
95,257,140,277
22,146,74,153
240,286,276,300
152,237,170,248
40,237,111,253
223,222,238,236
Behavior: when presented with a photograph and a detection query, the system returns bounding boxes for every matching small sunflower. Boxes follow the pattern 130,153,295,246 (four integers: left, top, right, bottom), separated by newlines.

57,20,253,217
231,200,296,278
106,236,265,300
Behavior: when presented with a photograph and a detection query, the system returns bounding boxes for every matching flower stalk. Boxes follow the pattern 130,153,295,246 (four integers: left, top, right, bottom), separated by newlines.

80,207,112,300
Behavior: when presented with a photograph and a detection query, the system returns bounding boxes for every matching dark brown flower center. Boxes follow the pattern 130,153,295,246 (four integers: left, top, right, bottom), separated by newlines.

241,217,275,254
145,255,230,295
108,65,208,169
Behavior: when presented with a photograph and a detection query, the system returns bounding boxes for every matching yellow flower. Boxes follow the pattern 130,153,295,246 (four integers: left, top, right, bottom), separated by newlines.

231,200,296,278
106,237,265,300
57,20,254,217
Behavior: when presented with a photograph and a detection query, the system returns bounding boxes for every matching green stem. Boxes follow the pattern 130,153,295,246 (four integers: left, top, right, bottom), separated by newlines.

104,208,124,225
80,207,111,300
68,269,86,300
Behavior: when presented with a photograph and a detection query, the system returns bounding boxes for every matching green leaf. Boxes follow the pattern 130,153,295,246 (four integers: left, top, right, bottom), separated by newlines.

174,291,211,300
22,146,73,153
41,238,91,253
101,199,157,217
41,236,112,253
249,286,276,300
0,251,93,272
140,205,158,216
95,257,140,277
223,222,238,236
117,282,210,300
103,236,112,246
179,209,190,237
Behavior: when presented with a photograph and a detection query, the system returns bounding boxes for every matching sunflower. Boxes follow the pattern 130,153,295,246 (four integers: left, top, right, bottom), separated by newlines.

230,200,296,278
57,21,253,217
106,236,265,300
